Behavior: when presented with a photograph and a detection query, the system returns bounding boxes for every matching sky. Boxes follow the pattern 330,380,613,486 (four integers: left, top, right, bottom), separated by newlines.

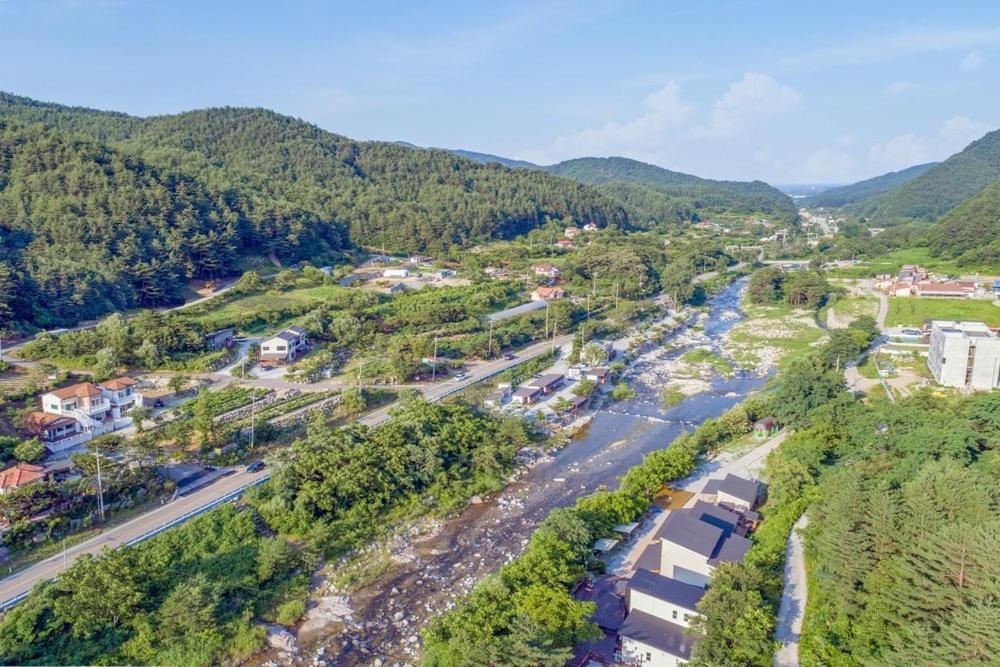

2,0,1000,184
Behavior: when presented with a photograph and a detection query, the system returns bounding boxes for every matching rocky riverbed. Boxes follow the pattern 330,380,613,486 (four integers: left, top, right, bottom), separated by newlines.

261,279,767,666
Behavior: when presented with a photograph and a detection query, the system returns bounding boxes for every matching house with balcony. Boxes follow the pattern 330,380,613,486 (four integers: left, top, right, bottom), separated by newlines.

24,412,88,453
39,376,143,436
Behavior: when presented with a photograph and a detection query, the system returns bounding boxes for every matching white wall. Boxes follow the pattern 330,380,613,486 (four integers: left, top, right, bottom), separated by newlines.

629,589,697,628
620,636,687,667
660,542,713,588
717,490,750,510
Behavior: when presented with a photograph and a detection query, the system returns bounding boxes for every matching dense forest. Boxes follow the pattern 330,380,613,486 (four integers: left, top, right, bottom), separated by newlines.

0,92,628,328
853,128,1000,221
928,180,1000,266
802,162,936,208
544,156,799,225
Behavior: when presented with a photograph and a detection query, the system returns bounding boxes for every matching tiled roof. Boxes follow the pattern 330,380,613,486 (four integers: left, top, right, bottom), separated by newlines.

98,377,137,391
717,474,761,504
48,382,102,400
24,411,77,433
0,463,46,490
656,510,724,558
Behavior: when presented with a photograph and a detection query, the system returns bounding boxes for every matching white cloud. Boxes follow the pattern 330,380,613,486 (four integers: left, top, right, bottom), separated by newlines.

837,132,857,147
960,50,985,70
868,115,993,171
869,134,931,169
803,149,856,180
886,80,916,95
939,115,992,149
696,73,802,138
517,82,691,164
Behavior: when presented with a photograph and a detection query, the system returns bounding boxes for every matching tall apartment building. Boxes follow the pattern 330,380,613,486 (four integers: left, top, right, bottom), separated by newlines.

927,321,1000,390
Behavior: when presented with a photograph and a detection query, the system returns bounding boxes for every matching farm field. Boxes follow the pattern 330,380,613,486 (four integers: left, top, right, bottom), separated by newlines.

885,297,1000,327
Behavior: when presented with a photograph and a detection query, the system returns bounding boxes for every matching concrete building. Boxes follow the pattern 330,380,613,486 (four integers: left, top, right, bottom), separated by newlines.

927,321,1000,390
657,507,751,588
619,569,704,666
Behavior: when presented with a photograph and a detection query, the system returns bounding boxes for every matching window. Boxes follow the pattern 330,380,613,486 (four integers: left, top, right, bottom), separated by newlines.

672,609,678,619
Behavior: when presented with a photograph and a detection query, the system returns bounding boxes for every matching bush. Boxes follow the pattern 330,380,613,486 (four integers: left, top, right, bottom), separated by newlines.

276,598,306,626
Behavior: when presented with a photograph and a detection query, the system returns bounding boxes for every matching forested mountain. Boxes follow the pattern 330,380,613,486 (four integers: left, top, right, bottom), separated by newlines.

543,156,798,225
445,149,538,170
0,92,628,328
802,162,937,208
855,128,1000,220
929,180,1000,266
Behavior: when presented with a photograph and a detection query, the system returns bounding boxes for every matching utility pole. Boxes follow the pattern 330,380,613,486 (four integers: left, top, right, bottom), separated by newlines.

487,319,494,359
614,282,619,309
544,302,550,340
95,443,105,522
249,389,256,450
432,336,439,382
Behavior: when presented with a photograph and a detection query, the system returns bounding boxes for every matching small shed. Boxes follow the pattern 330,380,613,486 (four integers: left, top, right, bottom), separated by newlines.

592,538,620,556
204,327,235,350
512,386,542,405
613,522,641,541
753,417,778,439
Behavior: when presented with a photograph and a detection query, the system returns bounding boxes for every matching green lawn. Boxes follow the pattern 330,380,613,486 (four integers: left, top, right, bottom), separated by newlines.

831,296,879,321
886,298,1000,327
829,247,1000,279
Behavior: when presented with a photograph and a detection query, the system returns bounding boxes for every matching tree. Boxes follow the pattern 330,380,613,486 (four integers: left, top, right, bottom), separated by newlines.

690,563,775,666
167,374,190,395
129,406,152,433
93,346,119,381
233,271,263,294
747,267,783,305
135,339,161,368
770,359,846,428
13,438,45,463
572,379,597,398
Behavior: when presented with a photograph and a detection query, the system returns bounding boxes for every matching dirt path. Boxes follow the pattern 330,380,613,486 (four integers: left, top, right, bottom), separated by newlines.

774,515,810,667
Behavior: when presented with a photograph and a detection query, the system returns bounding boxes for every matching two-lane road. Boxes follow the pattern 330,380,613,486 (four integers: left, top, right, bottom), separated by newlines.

0,333,572,609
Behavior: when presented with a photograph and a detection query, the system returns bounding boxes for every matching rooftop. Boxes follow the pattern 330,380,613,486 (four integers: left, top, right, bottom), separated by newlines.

618,610,697,659
629,568,705,611
655,510,724,558
48,382,103,400
0,463,46,490
98,376,137,391
716,474,761,504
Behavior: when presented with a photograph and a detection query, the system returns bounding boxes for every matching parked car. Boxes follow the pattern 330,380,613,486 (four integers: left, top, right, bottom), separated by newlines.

246,461,265,473
503,353,516,360
153,399,165,408
454,372,468,381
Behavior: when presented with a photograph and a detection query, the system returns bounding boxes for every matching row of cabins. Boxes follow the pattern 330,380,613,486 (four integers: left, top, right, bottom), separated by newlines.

618,474,762,666
876,265,992,299
22,377,143,455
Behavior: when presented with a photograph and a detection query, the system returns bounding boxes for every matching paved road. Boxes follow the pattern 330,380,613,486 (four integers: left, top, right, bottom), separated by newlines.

0,333,572,609
774,515,810,667
692,261,748,285
0,465,268,608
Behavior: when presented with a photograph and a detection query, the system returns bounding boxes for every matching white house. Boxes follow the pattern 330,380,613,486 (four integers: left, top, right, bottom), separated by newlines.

24,412,88,452
619,569,704,666
383,268,410,279
927,321,1000,390
260,326,310,365
657,504,751,588
40,376,143,436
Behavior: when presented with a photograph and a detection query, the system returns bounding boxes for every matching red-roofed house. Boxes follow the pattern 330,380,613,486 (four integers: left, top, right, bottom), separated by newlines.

40,376,143,436
531,286,567,301
0,463,48,494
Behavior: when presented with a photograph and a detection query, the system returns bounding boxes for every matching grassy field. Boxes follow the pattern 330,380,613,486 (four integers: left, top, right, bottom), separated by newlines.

885,298,1000,327
828,247,1000,279
831,296,879,320
725,301,827,371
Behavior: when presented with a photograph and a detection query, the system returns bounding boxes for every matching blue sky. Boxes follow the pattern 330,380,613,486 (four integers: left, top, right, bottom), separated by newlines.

3,0,1000,183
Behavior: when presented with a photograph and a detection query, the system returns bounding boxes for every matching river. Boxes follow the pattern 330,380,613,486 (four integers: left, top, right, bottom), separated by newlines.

307,279,765,666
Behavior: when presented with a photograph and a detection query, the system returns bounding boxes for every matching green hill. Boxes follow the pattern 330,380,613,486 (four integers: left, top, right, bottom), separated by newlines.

543,156,797,224
858,128,1000,220
928,180,1000,266
446,149,538,170
0,92,628,327
803,162,937,208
